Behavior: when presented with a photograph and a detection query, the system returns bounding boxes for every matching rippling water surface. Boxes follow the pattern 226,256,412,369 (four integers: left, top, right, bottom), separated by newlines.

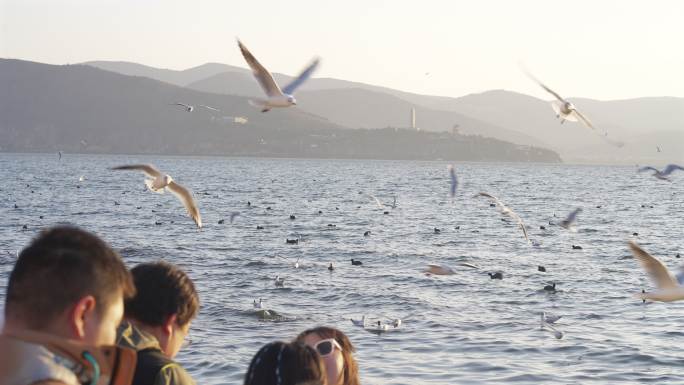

1,153,683,384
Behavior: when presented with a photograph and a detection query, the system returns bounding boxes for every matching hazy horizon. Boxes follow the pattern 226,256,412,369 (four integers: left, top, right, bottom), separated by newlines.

2,0,684,101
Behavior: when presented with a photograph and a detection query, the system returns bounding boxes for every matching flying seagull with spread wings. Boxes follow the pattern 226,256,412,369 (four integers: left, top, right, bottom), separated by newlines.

112,164,202,228
638,164,684,182
238,39,320,112
475,192,530,244
629,241,684,302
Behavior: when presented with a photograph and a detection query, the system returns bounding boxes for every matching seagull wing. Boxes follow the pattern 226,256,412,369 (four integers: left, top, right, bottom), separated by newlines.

199,105,220,112
662,164,684,176
171,103,191,108
448,165,458,197
111,164,162,179
571,109,596,131
522,69,566,103
282,58,320,95
518,220,530,243
237,40,283,97
167,181,202,228
638,166,659,173
564,208,582,225
369,194,383,208
629,241,678,290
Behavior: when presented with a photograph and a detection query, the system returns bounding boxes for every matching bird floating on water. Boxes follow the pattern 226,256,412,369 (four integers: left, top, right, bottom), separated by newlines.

112,164,202,228
488,272,503,280
253,298,264,309
274,275,285,287
541,311,562,324
629,241,684,302
351,259,362,266
351,316,366,327
237,39,319,113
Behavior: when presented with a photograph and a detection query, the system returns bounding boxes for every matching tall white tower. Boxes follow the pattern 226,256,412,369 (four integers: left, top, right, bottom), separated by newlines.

411,107,419,131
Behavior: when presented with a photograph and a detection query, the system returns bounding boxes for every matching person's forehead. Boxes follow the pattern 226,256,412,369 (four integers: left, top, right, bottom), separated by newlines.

303,333,324,346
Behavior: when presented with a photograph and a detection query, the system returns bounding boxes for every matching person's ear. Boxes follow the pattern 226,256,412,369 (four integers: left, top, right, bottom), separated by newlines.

162,314,178,337
70,296,96,340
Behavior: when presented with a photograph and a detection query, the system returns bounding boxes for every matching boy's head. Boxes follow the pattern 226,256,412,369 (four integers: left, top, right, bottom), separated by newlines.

4,226,135,346
125,261,199,357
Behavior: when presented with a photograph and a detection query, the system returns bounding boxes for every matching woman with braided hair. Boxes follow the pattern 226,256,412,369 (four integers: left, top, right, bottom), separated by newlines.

244,341,327,385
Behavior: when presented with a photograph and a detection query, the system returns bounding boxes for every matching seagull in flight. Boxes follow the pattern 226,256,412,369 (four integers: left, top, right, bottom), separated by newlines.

629,241,684,302
448,165,458,200
524,70,596,129
424,263,479,276
237,39,320,112
560,208,582,231
638,164,684,181
171,103,194,112
475,192,530,243
276,255,300,269
368,194,383,209
111,164,202,228
199,104,220,112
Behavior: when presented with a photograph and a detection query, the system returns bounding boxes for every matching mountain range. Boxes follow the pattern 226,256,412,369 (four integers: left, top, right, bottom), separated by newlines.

82,60,683,164
0,59,559,162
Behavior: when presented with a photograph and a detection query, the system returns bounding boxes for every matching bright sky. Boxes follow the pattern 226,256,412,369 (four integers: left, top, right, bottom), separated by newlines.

2,0,683,100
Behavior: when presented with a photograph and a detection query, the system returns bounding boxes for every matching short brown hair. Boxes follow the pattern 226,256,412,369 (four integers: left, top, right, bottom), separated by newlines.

244,341,326,385
5,226,135,329
295,326,360,385
125,261,199,327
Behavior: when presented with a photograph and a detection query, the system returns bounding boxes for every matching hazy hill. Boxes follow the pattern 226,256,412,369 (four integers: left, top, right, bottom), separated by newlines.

0,59,560,162
84,60,684,164
83,61,247,87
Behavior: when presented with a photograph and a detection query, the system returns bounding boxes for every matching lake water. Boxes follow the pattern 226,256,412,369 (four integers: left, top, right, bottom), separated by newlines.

1,153,683,384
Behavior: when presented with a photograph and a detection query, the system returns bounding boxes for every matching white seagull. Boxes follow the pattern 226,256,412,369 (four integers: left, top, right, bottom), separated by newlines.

629,241,684,302
560,208,582,231
276,255,300,269
237,39,320,113
199,104,220,112
448,165,458,200
424,262,479,275
111,164,202,228
524,70,596,129
475,192,530,243
350,315,366,327
541,311,562,324
171,102,194,112
638,164,684,181
253,298,264,309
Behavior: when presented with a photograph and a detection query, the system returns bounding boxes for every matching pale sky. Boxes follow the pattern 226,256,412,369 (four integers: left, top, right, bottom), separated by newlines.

2,0,683,100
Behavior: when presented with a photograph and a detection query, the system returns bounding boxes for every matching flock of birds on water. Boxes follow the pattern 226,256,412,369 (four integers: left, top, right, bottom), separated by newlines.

16,39,684,338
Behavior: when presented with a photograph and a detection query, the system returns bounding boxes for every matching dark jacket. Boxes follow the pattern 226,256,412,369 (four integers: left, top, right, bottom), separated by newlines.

117,321,196,385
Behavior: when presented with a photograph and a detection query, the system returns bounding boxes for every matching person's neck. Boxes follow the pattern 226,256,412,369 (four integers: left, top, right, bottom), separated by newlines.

2,317,75,341
127,319,167,351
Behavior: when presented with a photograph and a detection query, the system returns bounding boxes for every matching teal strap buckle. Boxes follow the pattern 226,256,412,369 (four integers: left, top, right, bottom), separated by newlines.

82,351,100,385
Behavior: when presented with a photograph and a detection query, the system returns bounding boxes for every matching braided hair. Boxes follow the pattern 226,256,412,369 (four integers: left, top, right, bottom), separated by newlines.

244,341,326,385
